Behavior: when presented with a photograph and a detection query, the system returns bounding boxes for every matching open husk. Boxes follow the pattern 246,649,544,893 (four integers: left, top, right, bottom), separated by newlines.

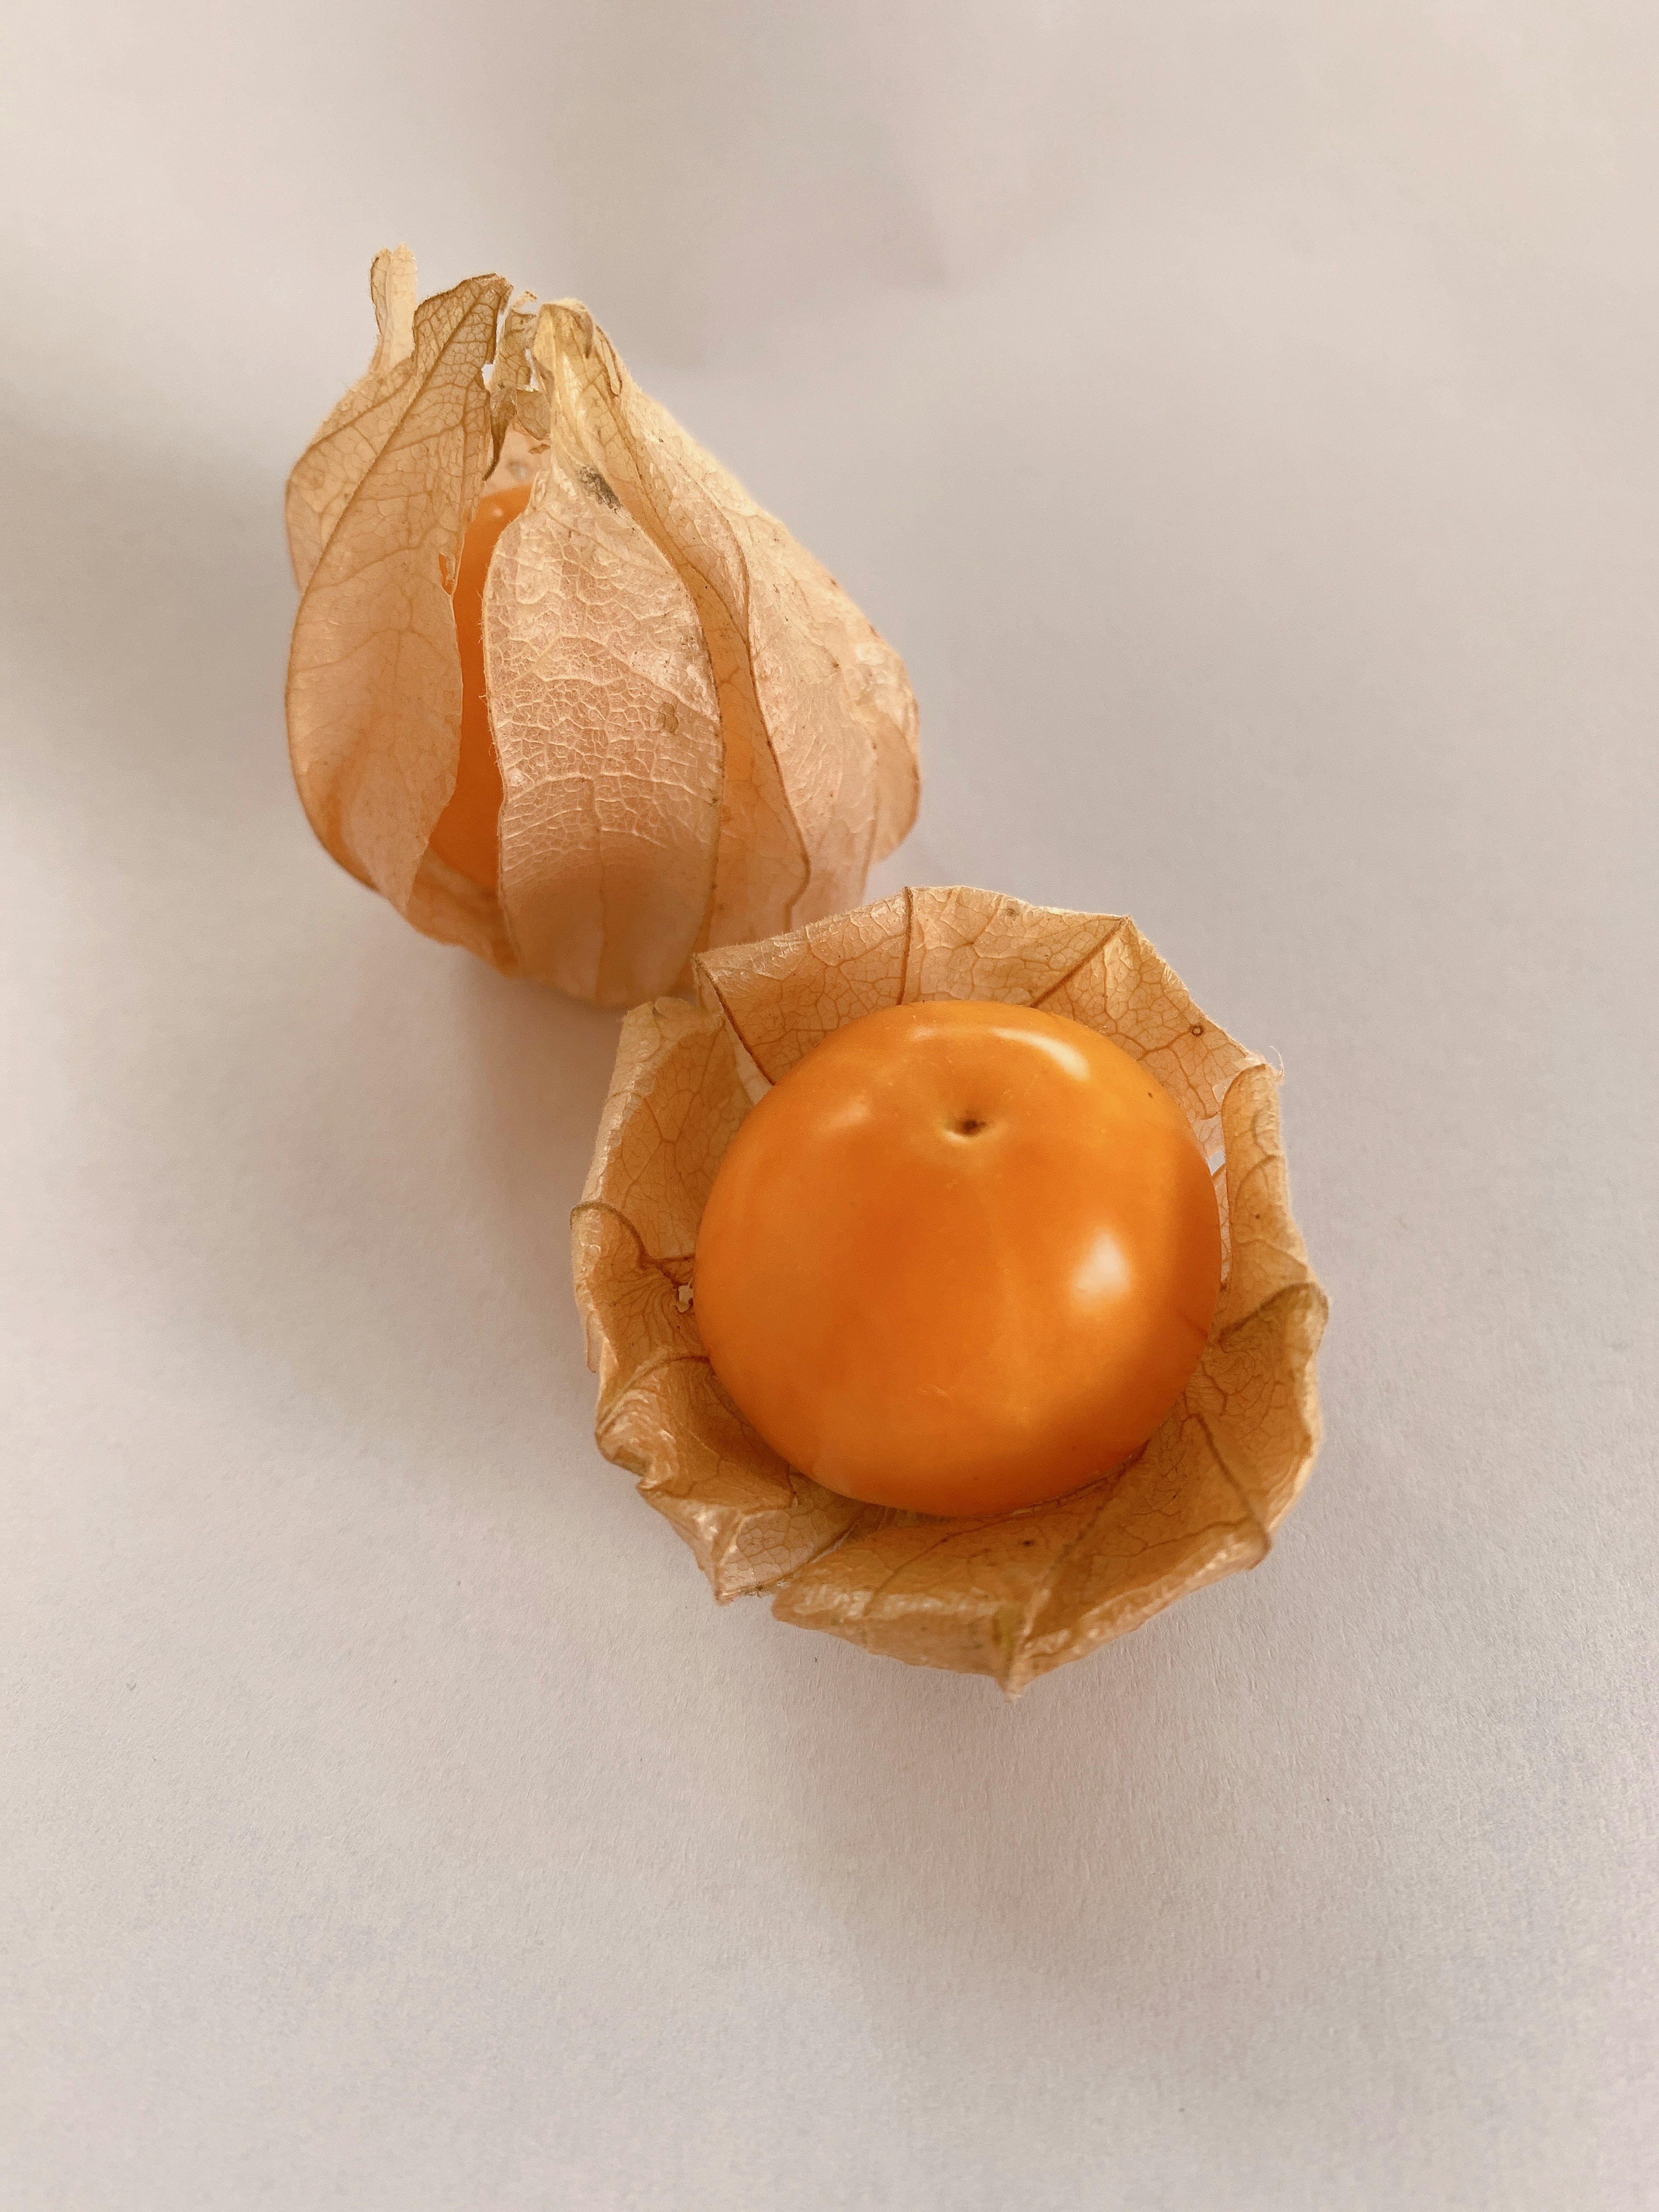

572,887,1328,1694
284,248,920,1001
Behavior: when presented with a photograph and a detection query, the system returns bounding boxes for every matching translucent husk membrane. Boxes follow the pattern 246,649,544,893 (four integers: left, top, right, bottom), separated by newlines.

284,247,920,1003
574,887,1328,1695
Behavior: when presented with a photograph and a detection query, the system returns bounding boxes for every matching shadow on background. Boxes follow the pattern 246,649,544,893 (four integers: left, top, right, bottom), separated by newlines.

1,408,623,1489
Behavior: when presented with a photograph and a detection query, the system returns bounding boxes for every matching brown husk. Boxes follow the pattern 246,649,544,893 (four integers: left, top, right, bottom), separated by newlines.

285,250,919,1001
572,886,1327,1694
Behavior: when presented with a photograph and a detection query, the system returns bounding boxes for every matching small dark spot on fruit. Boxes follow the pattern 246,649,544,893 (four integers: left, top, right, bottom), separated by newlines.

1190,1022,1204,1036
954,1116,988,1137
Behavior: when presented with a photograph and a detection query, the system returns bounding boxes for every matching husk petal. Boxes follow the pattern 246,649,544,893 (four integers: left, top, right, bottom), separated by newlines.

531,302,921,953
486,452,725,1003
284,245,420,594
573,887,1328,1693
285,257,513,966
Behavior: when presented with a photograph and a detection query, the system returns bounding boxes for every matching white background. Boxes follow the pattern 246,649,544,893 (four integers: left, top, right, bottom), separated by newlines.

3,5,1654,2206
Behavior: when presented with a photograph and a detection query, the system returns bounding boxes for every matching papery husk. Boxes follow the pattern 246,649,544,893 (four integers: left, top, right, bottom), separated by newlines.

572,886,1327,1695
284,249,920,1001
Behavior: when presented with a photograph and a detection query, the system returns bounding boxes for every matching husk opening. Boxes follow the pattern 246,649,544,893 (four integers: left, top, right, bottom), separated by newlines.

572,886,1327,1694
285,250,920,1002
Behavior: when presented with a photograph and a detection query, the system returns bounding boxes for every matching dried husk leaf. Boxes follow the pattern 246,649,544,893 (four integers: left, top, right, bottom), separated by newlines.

573,886,1328,1695
285,252,514,969
487,443,725,1004
527,304,920,952
284,252,921,1002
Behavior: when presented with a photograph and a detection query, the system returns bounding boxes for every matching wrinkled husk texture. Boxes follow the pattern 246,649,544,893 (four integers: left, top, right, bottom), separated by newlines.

285,248,920,1002
573,887,1327,1695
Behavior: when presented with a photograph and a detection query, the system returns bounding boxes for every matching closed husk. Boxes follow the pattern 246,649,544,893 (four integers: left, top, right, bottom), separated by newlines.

573,886,1327,1694
285,248,919,1001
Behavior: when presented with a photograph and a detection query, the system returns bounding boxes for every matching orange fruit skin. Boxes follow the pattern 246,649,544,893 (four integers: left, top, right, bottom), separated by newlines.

428,483,531,890
693,1001,1223,1517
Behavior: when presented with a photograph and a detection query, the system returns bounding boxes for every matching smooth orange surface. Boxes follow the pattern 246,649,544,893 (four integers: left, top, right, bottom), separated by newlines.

428,483,531,890
693,1001,1223,1516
